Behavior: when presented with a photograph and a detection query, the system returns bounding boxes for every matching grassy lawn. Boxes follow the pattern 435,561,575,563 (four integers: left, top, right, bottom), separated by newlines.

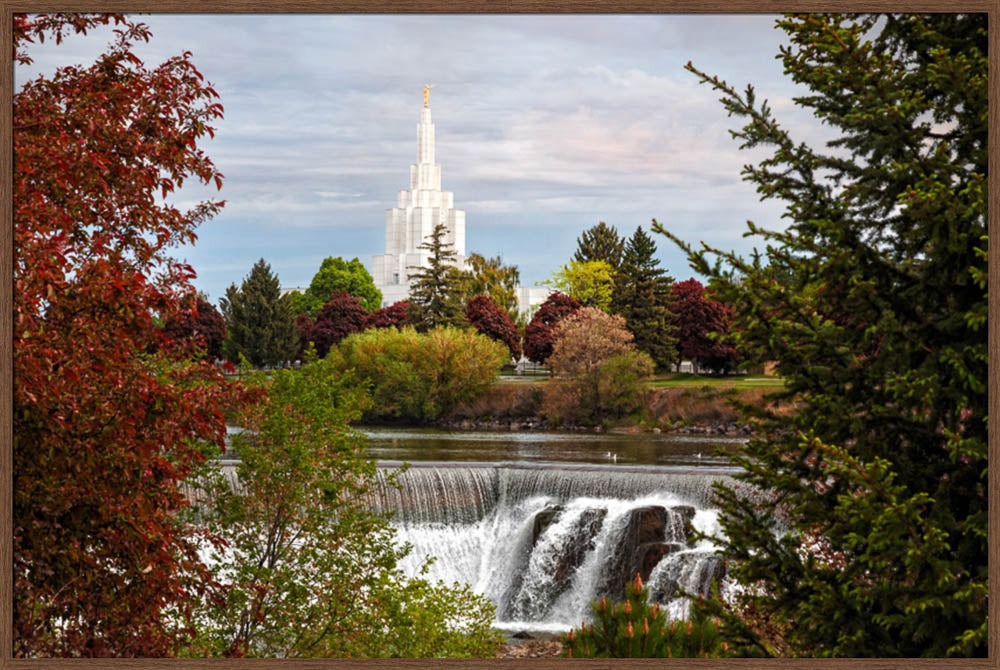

648,373,786,388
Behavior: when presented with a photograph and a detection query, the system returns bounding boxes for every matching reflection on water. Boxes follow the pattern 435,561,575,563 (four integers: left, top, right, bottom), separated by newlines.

360,426,743,467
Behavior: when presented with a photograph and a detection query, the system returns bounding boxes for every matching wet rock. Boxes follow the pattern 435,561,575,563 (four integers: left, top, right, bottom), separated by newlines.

598,505,668,599
511,630,534,640
636,541,684,582
531,505,564,545
550,508,606,589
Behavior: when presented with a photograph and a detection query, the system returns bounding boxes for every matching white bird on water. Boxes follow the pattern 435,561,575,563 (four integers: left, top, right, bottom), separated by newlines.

605,451,617,463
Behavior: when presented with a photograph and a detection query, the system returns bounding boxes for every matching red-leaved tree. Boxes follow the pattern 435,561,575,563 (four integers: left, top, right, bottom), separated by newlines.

14,14,256,657
523,292,581,364
465,293,521,360
363,300,413,330
162,295,227,361
297,290,368,358
671,278,740,373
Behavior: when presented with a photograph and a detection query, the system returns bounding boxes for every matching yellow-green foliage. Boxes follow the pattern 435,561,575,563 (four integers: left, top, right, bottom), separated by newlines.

338,326,508,422
563,574,729,658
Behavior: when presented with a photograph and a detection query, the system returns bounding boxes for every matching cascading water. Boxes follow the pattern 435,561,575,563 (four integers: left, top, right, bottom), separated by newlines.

376,462,735,631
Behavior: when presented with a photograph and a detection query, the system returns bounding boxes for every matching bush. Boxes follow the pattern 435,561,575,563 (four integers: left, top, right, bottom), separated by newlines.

563,574,729,658
542,308,653,425
339,326,508,423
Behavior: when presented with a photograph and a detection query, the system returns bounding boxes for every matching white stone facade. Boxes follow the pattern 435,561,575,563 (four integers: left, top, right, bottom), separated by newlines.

516,286,554,322
372,106,465,306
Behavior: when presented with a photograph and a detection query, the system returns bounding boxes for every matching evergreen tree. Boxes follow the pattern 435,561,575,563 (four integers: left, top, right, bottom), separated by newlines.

573,221,625,269
613,226,678,370
221,259,299,367
658,13,987,657
408,223,467,329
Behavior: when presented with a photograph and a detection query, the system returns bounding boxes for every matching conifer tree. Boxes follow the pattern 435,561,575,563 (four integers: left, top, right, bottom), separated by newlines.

614,226,678,370
408,223,467,329
221,259,299,367
658,13,987,657
573,221,625,269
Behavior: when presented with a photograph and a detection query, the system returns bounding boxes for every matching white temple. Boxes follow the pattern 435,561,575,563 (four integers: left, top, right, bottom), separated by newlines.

371,90,465,306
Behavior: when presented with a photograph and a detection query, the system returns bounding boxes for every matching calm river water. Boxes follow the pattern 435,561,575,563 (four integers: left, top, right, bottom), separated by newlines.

361,426,744,468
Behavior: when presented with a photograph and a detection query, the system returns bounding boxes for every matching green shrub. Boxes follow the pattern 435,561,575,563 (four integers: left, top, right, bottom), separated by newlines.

338,326,508,423
563,574,729,658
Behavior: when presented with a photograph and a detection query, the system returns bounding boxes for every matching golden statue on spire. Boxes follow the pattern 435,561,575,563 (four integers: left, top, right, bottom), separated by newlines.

423,84,435,108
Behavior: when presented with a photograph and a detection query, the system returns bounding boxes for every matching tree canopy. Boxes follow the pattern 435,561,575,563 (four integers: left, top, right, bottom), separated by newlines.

162,295,228,361
296,290,368,358
671,278,739,374
466,293,522,360
408,223,467,329
463,253,521,322
523,292,581,364
573,221,625,269
546,259,615,312
658,13,987,657
13,14,255,656
289,256,382,317
221,259,299,367
613,225,678,370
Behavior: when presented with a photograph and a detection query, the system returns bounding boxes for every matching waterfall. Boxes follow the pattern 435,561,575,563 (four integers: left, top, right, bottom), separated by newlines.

380,462,735,631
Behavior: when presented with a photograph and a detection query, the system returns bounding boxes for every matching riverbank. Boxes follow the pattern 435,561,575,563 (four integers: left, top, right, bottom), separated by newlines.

432,382,785,435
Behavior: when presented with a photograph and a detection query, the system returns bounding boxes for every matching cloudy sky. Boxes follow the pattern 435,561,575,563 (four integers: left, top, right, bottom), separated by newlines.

16,14,838,304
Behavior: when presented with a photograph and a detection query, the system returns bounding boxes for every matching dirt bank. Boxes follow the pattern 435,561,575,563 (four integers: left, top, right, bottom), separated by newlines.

438,382,787,434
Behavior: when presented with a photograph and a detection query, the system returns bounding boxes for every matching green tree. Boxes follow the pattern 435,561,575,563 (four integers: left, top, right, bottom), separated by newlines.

463,252,520,322
574,221,625,269
546,259,615,312
614,225,678,370
221,259,299,367
186,354,500,657
657,13,986,657
338,326,508,423
408,223,467,329
289,256,382,317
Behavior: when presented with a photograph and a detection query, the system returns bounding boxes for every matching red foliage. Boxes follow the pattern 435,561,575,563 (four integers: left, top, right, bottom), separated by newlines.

523,292,581,363
671,279,740,373
162,296,227,360
298,290,368,358
13,15,257,657
364,300,413,330
466,293,521,360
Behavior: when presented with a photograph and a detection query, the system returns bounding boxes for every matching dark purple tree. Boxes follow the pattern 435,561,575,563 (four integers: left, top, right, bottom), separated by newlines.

523,291,581,364
364,300,413,330
162,296,227,360
466,293,521,360
298,290,367,358
672,278,740,373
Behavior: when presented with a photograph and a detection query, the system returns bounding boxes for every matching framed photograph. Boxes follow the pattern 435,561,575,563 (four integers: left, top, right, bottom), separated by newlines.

5,2,995,666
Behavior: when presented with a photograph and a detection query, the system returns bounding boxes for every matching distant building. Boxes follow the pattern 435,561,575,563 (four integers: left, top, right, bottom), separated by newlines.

371,96,465,307
369,92,549,319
